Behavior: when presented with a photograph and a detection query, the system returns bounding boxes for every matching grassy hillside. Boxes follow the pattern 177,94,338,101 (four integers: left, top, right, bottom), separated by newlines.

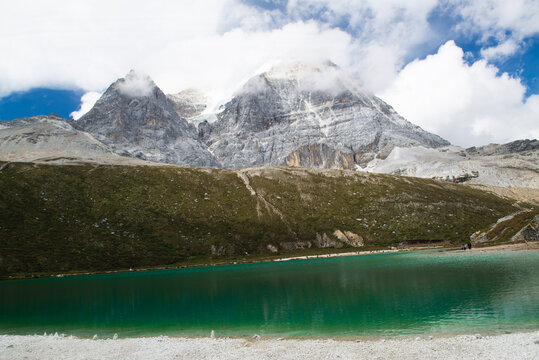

0,162,520,277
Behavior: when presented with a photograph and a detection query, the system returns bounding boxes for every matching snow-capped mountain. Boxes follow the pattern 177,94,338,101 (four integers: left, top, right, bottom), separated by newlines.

74,70,220,168
1,65,537,189
199,61,449,169
364,140,539,189
167,88,208,122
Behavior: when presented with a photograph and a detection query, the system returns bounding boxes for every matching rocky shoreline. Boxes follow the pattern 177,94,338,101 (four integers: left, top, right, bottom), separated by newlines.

1,331,538,360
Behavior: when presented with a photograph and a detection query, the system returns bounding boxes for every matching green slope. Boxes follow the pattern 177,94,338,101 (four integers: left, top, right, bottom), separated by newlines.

0,162,519,277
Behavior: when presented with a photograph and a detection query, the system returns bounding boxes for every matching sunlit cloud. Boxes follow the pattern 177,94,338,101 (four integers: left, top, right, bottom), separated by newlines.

1,0,538,145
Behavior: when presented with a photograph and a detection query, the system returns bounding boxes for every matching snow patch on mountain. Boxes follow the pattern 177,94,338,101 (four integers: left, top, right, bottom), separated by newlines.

75,71,220,168
363,145,539,189
201,61,449,169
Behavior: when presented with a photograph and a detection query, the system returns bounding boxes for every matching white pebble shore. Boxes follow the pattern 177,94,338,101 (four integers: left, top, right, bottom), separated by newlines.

1,331,538,360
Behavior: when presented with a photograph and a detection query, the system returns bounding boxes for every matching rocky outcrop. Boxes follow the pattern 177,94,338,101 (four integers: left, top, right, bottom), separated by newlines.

266,244,278,253
284,144,358,169
313,233,344,248
364,145,539,189
511,214,539,242
471,212,539,244
333,230,365,247
210,244,236,256
279,241,312,251
432,171,479,184
75,71,219,168
465,139,539,156
0,115,117,162
167,89,208,121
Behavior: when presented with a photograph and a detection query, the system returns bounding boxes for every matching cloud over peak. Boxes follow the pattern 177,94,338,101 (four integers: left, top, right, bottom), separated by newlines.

1,0,538,146
116,70,156,98
380,41,539,147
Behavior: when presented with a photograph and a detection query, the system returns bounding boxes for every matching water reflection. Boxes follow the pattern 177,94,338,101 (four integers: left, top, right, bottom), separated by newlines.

1,251,538,336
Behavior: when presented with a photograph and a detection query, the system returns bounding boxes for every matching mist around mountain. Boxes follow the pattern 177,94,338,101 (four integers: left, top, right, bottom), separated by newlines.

73,70,220,168
0,63,449,166
199,61,449,169
0,63,537,189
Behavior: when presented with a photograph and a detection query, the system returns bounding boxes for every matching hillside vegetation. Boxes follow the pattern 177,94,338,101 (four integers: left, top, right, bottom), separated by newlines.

0,161,521,277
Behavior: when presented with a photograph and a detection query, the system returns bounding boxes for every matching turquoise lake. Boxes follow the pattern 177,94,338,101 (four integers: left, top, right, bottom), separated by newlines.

1,250,538,337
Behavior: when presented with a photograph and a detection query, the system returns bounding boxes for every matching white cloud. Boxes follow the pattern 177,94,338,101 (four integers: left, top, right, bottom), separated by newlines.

116,71,155,98
352,44,403,93
286,0,439,91
70,92,101,120
236,60,357,96
287,0,438,43
0,0,354,109
454,0,539,40
0,0,236,97
480,39,520,61
1,0,538,148
450,0,539,59
0,0,442,99
379,41,539,147
148,21,354,109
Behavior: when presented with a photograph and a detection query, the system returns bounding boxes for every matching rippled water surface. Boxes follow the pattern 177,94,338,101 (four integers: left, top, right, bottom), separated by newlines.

1,250,538,337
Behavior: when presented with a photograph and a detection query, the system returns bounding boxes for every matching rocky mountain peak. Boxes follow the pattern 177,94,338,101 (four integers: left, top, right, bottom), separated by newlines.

238,60,354,99
2,66,536,189
465,139,539,156
76,71,175,130
73,71,220,167
201,61,450,169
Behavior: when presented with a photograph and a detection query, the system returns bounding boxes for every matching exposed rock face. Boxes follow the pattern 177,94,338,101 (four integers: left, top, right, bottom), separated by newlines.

284,144,357,169
472,212,539,244
332,230,365,247
266,244,278,253
167,89,208,121
75,71,219,168
466,139,539,156
0,65,449,171
511,214,539,242
0,115,116,162
364,144,539,189
199,62,449,169
432,171,479,184
210,244,236,256
313,233,344,248
2,66,536,191
279,241,313,251
344,231,364,247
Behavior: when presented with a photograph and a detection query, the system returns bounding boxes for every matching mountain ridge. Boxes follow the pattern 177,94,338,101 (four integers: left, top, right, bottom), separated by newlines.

199,62,449,169
0,65,537,189
73,70,220,168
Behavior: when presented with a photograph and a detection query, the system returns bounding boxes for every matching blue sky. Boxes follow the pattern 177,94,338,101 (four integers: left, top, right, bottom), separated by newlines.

0,0,538,146
0,88,83,120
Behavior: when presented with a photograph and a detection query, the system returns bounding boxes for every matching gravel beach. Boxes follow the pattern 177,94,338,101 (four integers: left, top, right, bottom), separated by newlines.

1,332,538,360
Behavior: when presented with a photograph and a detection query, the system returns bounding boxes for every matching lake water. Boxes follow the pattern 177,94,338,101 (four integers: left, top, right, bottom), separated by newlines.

1,250,538,337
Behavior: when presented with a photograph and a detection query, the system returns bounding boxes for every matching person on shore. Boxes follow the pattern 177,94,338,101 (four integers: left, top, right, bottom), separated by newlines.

461,244,466,250
467,243,472,250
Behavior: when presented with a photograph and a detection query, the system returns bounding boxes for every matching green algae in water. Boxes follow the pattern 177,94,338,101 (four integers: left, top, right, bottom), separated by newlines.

1,250,538,337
